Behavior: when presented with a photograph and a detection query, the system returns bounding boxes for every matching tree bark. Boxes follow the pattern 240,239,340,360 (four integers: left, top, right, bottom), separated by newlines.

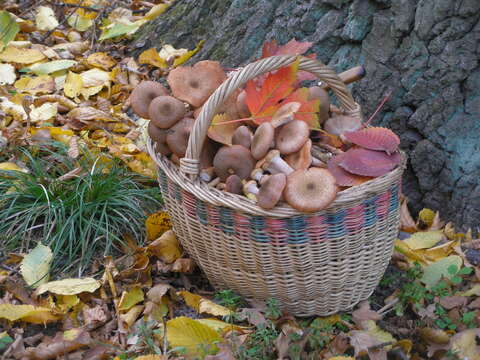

136,0,480,229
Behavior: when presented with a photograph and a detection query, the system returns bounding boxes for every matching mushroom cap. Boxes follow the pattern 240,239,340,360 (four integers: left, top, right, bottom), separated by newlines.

148,96,186,129
232,125,253,149
236,90,250,119
324,115,362,136
148,121,171,156
199,139,218,169
308,86,330,123
166,117,195,157
213,145,255,181
275,120,310,155
285,139,312,170
283,168,338,212
257,173,286,209
167,60,227,107
251,122,274,160
130,81,168,118
225,174,243,194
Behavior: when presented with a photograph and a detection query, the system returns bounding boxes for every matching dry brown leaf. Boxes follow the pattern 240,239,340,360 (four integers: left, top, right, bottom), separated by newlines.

352,301,382,326
147,230,182,264
399,198,416,233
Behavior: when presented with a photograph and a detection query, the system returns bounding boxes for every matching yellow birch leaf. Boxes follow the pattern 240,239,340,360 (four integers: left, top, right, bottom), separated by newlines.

166,317,221,356
30,127,75,144
86,52,116,70
0,46,45,63
394,239,427,265
30,102,57,123
173,40,205,67
422,240,458,261
55,294,79,312
143,3,172,21
14,75,55,95
35,6,59,31
147,230,182,263
0,304,58,323
138,48,167,69
145,211,172,241
64,71,83,99
36,277,101,295
403,231,444,250
134,356,168,360
178,291,233,317
118,286,144,312
20,243,52,288
80,85,104,99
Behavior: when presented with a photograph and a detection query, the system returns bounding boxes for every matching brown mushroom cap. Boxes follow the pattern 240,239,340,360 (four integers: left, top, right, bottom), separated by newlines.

232,125,253,149
236,90,250,119
323,115,362,136
213,145,255,181
166,117,194,157
130,81,168,118
257,173,286,209
251,122,274,160
283,168,338,212
308,86,330,123
148,121,171,156
275,120,310,155
285,139,312,170
167,60,227,107
148,96,186,129
225,174,243,194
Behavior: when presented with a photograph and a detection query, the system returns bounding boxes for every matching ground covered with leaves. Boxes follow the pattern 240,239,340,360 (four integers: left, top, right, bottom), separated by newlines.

1,1,480,359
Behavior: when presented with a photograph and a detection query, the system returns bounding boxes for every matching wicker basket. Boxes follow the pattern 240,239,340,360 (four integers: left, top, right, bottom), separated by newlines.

147,55,405,316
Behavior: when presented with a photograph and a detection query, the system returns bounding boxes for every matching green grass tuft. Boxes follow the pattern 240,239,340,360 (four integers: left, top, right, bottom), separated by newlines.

0,142,161,275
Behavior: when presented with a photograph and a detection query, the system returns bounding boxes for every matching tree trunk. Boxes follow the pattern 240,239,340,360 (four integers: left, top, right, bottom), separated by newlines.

135,0,480,229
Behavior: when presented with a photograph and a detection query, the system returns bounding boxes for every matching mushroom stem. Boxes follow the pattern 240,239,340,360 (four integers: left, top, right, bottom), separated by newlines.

199,166,215,182
243,180,259,200
251,168,265,182
208,177,221,187
262,150,294,175
216,182,226,190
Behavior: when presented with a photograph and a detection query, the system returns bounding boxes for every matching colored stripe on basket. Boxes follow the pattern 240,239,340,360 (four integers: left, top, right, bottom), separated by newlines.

219,207,235,235
195,199,209,225
249,216,269,243
326,210,347,238
286,216,310,244
363,197,378,227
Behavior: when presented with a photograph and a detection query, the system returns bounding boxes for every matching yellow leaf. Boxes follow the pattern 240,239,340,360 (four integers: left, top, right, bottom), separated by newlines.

30,127,75,144
80,68,110,87
143,3,172,21
173,40,205,67
0,162,27,172
459,284,480,297
0,304,58,323
403,231,444,250
421,255,463,289
138,48,167,69
64,71,83,99
166,317,221,356
35,6,59,31
30,60,77,75
196,318,249,333
451,329,480,359
119,304,144,329
0,46,46,63
67,13,93,32
55,294,80,312
178,291,233,317
86,52,116,70
394,239,427,265
30,102,57,123
14,75,55,95
124,152,157,178
118,286,144,311
419,208,436,226
147,230,182,263
422,240,458,261
36,277,101,295
20,243,52,288
80,84,104,99
0,63,16,85
0,11,20,52
145,211,172,241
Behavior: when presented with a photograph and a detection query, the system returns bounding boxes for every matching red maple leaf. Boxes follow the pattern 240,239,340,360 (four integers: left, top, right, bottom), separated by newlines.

279,87,320,128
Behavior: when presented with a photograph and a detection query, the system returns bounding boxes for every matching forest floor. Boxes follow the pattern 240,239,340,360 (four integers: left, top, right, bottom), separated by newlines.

1,1,479,359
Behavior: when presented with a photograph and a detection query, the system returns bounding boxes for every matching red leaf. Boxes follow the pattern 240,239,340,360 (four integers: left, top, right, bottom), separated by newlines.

344,127,400,153
261,39,313,58
280,87,320,128
245,60,299,122
338,148,401,177
328,153,372,186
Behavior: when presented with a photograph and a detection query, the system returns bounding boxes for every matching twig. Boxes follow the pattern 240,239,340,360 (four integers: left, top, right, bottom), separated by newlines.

364,90,392,126
377,298,399,316
0,264,20,275
368,341,394,352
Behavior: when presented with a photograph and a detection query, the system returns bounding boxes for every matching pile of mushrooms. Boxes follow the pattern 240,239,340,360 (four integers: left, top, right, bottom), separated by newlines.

131,61,401,213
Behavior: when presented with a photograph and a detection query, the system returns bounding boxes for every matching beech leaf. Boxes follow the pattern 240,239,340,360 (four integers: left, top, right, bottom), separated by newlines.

20,243,52,288
178,291,233,317
36,277,101,295
343,127,400,154
0,304,58,323
338,148,401,177
328,153,372,186
403,231,444,250
0,11,19,51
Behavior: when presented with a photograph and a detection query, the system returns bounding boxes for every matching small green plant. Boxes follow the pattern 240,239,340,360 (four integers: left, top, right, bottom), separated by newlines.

461,310,477,328
237,322,279,360
265,298,282,320
0,142,161,274
214,289,244,310
434,304,457,330
447,264,473,284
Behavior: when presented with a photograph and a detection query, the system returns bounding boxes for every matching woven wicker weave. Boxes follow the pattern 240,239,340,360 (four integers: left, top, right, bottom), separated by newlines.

148,55,405,316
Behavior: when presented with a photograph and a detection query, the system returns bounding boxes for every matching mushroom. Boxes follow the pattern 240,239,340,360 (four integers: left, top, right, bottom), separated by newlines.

148,121,171,155
213,145,255,181
170,153,180,165
236,90,250,119
225,174,243,194
285,139,312,170
166,117,194,157
232,125,253,149
283,168,338,212
130,81,168,118
324,115,362,136
308,86,330,123
167,60,227,107
251,122,274,160
261,150,294,175
257,173,286,209
243,180,259,200
275,120,310,155
148,96,186,129
251,168,265,182
199,166,215,182
208,177,221,187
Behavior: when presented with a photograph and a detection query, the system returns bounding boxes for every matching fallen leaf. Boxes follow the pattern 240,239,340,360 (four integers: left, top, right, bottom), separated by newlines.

0,63,16,85
29,59,77,75
172,40,205,67
67,13,93,31
438,296,468,310
118,286,144,312
80,68,110,87
20,243,52,288
0,46,45,63
0,162,28,172
64,71,83,99
339,148,401,177
166,317,221,357
421,255,463,289
119,304,144,329
0,304,58,323
208,113,241,145
400,198,417,232
145,211,172,241
139,48,168,69
178,291,233,317
459,284,480,297
196,318,248,333
15,75,55,95
30,102,57,123
36,277,101,295
450,329,480,359
343,127,400,154
86,52,116,70
147,230,182,263
35,6,59,31
403,231,444,250
99,22,142,41
0,11,20,51
352,301,381,326
143,3,172,21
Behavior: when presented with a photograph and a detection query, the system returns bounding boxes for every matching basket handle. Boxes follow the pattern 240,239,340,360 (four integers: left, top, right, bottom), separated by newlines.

180,55,362,177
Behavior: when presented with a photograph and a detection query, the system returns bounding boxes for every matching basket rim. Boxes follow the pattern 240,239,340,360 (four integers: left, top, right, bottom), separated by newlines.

148,138,406,218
